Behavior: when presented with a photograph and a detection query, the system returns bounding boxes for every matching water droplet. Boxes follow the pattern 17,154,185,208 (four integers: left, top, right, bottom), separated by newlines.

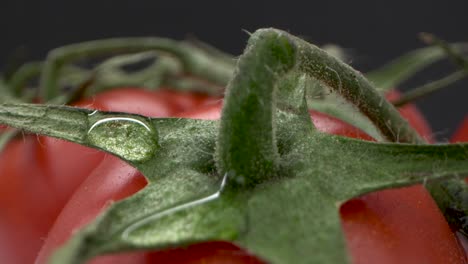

88,110,98,116
121,173,228,240
86,113,158,162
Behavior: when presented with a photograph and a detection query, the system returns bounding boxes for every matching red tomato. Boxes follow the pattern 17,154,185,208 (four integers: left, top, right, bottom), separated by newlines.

1,88,464,264
35,95,261,264
340,91,465,264
452,116,468,143
451,116,468,252
0,89,217,264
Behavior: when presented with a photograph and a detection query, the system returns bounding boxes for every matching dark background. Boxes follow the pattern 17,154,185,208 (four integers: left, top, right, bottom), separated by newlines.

1,0,467,140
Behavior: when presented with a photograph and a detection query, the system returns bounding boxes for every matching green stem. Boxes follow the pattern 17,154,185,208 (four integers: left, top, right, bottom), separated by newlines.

183,38,236,67
393,70,467,107
8,61,43,97
0,129,18,152
217,28,426,187
420,33,468,72
417,33,468,237
86,51,225,95
40,38,234,100
217,30,297,186
165,76,225,95
0,103,89,143
90,52,180,93
292,35,424,144
426,178,468,235
0,79,21,103
366,43,468,91
217,29,468,241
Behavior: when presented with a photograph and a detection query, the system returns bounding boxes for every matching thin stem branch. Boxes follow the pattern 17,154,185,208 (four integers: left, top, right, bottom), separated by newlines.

292,33,423,144
420,33,468,72
40,38,234,100
8,61,43,97
393,70,467,107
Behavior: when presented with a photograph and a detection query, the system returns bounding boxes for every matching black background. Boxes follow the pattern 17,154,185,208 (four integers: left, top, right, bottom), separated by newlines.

1,0,467,140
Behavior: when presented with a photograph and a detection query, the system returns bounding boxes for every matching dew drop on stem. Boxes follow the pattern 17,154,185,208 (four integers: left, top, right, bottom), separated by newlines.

86,111,158,162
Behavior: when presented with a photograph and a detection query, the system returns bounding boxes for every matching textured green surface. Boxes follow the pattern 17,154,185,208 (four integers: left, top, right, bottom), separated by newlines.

39,37,234,100
366,43,468,91
0,104,467,264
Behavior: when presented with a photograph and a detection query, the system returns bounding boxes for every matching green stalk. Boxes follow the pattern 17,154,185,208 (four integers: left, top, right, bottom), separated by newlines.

420,33,468,72
217,28,468,237
40,38,234,100
217,28,424,186
393,70,467,107
8,61,43,97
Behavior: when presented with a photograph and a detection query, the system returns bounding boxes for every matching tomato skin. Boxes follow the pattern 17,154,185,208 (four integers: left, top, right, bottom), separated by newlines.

76,88,217,118
309,110,375,140
341,185,466,264
34,155,147,264
1,87,464,263
340,91,465,264
452,116,468,143
0,135,104,264
0,138,58,264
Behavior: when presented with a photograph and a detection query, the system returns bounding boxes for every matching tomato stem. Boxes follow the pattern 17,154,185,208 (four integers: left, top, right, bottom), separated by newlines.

40,38,234,100
217,30,468,244
393,70,467,107
0,79,21,103
217,28,430,187
421,33,468,72
8,61,43,97
426,178,468,236
217,30,297,186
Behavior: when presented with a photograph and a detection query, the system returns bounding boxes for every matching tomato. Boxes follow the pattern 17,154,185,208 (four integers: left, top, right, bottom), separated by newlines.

1,88,464,264
452,116,468,143
452,116,468,252
339,91,465,264
0,126,106,264
0,88,217,264
34,95,262,264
